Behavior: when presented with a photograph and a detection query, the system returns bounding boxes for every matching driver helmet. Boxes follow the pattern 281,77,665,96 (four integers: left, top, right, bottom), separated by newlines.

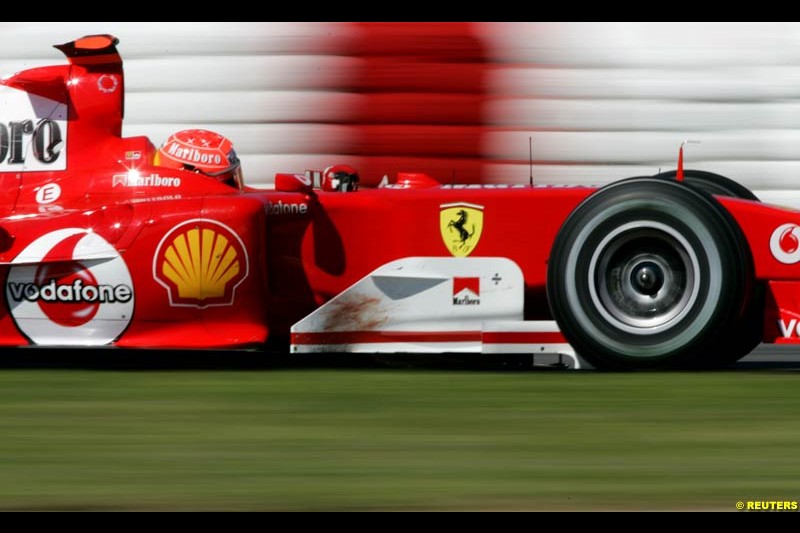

155,129,243,188
322,164,359,192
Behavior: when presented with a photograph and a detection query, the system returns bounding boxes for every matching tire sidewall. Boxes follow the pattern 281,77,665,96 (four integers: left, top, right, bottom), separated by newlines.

548,178,747,369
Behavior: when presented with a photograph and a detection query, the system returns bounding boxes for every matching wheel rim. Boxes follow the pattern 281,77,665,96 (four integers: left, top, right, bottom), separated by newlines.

588,221,701,335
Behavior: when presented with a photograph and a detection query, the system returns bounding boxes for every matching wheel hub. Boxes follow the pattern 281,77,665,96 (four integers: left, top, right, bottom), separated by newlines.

589,222,700,334
631,261,664,296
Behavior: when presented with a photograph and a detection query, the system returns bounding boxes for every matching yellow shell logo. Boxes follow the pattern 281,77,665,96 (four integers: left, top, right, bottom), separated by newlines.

440,202,484,257
154,219,249,308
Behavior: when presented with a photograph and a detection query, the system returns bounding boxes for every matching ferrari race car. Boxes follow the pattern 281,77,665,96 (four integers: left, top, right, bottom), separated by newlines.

1,34,798,370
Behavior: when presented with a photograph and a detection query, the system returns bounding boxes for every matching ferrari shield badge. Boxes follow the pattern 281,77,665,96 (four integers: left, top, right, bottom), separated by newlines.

440,202,484,257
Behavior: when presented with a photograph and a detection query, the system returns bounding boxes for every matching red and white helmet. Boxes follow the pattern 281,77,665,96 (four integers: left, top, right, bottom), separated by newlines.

156,129,243,188
322,164,359,192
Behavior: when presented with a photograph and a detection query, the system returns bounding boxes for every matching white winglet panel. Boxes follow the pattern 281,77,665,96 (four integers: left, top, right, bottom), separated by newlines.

291,257,523,353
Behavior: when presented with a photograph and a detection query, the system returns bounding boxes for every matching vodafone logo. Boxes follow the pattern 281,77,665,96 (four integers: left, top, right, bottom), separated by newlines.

770,224,800,264
6,229,134,345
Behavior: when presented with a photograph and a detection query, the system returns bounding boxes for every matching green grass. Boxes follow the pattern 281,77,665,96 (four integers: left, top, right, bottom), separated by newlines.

0,368,798,510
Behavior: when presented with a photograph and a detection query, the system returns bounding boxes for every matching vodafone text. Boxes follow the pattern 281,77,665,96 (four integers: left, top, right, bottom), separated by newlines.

778,318,800,338
7,280,133,304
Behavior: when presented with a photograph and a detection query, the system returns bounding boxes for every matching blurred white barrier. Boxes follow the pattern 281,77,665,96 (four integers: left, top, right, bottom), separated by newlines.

482,22,800,197
0,22,355,186
2,22,800,195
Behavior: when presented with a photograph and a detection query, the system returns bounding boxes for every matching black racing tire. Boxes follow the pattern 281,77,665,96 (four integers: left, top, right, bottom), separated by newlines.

546,177,753,370
702,283,764,368
655,169,759,202
657,169,763,365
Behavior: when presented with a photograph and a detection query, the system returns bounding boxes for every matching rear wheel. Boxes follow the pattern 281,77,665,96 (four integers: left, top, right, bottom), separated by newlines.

547,178,753,370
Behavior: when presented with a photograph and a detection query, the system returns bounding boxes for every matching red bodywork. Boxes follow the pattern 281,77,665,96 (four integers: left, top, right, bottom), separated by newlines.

0,35,798,350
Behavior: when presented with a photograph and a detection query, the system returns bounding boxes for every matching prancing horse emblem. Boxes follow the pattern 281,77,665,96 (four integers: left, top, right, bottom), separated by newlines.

440,202,484,257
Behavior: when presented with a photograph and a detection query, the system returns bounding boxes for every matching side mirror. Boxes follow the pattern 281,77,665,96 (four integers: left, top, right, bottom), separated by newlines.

275,173,313,193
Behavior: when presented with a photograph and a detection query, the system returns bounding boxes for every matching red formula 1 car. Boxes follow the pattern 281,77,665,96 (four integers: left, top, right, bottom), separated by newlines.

1,34,798,370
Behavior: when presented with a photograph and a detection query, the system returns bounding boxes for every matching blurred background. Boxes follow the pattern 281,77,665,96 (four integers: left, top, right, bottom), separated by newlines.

3,22,800,204
2,23,800,511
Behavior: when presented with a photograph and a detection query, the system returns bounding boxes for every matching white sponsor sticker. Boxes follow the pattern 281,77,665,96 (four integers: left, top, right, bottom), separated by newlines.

112,172,181,188
35,183,61,204
770,224,800,264
6,229,134,345
0,87,68,171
